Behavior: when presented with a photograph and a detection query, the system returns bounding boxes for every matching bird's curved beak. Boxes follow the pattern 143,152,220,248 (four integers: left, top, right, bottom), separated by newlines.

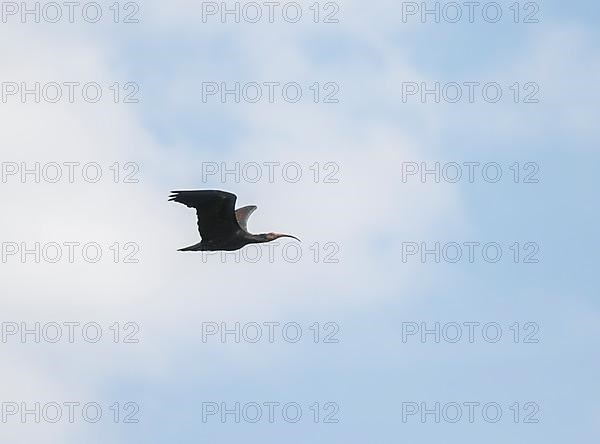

273,233,301,242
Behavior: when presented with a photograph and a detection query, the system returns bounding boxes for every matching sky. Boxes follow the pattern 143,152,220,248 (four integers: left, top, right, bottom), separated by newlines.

0,0,599,443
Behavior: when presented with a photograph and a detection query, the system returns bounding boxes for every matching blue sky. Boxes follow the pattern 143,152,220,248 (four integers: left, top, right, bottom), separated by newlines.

1,1,599,443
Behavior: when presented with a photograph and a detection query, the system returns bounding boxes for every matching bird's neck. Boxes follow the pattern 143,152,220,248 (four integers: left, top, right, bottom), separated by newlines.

247,233,270,244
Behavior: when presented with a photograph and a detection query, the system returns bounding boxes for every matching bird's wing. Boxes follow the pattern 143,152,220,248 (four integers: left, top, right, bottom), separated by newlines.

169,190,241,240
235,205,258,232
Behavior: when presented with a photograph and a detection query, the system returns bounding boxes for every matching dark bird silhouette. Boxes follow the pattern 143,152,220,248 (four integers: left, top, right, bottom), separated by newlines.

169,190,300,252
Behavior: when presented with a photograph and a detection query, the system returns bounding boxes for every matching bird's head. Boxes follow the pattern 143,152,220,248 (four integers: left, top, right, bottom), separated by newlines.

263,232,301,242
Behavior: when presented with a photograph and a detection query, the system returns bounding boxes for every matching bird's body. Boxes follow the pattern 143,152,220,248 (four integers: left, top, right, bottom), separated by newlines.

169,190,299,252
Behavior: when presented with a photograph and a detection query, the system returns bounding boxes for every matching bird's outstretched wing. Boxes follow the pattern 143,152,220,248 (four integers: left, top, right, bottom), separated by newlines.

235,205,257,232
169,190,241,241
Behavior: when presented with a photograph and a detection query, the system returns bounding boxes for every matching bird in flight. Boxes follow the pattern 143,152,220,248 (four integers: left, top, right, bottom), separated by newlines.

169,190,300,252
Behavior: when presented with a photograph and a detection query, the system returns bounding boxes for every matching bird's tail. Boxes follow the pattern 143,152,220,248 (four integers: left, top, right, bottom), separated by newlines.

177,242,203,252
